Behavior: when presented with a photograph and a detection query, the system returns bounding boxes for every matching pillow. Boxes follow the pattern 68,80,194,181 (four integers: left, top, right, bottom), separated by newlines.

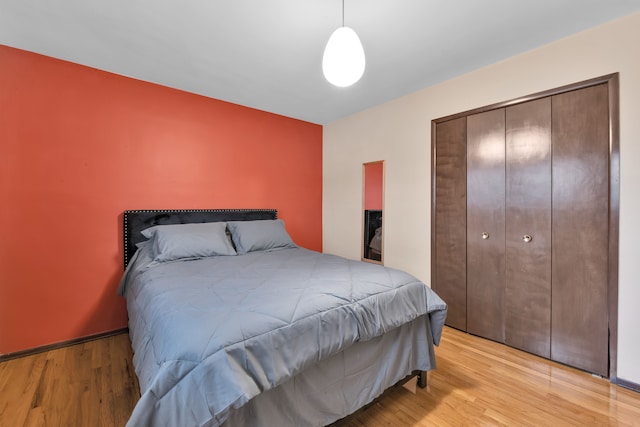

141,221,236,262
227,219,296,254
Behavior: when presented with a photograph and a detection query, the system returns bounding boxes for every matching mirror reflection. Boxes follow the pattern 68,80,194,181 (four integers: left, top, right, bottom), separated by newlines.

363,161,384,263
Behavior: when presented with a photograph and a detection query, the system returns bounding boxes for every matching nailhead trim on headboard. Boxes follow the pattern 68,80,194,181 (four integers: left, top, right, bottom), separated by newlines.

123,209,278,269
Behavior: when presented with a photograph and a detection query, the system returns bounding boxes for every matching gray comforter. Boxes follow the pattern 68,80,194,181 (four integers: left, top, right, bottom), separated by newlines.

120,247,447,427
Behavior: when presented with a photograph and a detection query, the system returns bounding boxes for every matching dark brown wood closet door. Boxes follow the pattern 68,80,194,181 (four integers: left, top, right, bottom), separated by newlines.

434,117,467,330
551,84,609,376
505,98,552,358
467,109,506,343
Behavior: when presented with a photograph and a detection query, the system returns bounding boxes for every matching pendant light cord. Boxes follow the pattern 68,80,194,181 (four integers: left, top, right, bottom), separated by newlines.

342,0,345,27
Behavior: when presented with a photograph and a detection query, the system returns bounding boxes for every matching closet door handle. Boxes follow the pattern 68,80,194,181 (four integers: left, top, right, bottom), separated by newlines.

522,234,532,243
481,232,490,240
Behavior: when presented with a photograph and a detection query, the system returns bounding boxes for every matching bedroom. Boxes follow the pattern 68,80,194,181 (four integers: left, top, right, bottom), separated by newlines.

2,1,640,426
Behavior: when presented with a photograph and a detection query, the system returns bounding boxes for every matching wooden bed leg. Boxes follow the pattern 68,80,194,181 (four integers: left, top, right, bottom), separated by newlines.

417,370,427,388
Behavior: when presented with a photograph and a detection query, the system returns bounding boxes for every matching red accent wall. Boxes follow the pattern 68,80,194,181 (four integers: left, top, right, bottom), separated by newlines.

0,45,322,355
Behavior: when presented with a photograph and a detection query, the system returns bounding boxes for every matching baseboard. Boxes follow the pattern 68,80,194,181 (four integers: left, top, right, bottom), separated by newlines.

613,377,640,393
0,328,128,362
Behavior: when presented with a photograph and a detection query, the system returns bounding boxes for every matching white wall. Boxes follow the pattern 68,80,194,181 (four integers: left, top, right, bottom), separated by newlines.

323,12,640,385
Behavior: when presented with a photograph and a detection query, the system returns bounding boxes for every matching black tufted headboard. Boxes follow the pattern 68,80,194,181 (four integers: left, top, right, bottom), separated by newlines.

123,209,277,268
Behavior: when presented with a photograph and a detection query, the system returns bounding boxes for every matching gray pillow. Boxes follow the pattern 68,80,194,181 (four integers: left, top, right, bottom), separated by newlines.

141,222,236,262
227,219,296,254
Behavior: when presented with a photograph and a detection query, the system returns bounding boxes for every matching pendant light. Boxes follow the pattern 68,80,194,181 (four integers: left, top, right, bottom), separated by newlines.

322,0,365,87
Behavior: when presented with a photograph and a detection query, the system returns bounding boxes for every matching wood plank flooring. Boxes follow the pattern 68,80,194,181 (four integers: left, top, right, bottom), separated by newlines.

338,327,640,426
1,326,639,426
0,335,138,427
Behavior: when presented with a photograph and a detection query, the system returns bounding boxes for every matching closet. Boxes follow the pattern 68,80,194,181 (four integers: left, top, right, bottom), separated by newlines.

431,75,619,378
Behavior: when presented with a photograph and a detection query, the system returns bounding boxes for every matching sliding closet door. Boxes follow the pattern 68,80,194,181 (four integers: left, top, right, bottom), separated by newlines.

467,109,505,343
433,117,467,331
504,98,552,358
551,84,609,376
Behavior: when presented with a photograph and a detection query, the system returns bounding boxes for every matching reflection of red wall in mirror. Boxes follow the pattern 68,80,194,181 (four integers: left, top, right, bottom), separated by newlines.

364,162,383,210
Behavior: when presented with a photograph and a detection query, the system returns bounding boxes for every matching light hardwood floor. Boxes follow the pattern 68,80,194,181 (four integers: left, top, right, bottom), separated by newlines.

0,334,138,427
1,326,638,426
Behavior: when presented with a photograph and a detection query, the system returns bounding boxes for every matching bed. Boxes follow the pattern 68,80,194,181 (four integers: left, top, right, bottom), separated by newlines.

119,209,447,427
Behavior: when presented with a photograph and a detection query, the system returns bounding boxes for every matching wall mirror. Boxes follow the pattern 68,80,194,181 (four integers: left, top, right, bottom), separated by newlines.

363,160,384,264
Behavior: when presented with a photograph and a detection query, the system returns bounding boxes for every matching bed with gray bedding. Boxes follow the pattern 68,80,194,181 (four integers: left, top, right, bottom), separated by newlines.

119,209,447,427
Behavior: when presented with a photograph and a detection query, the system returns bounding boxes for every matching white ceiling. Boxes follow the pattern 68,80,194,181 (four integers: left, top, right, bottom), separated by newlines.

1,1,639,125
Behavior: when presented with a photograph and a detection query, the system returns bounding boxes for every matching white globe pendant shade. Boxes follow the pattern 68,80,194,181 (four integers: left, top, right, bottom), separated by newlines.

322,26,366,87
